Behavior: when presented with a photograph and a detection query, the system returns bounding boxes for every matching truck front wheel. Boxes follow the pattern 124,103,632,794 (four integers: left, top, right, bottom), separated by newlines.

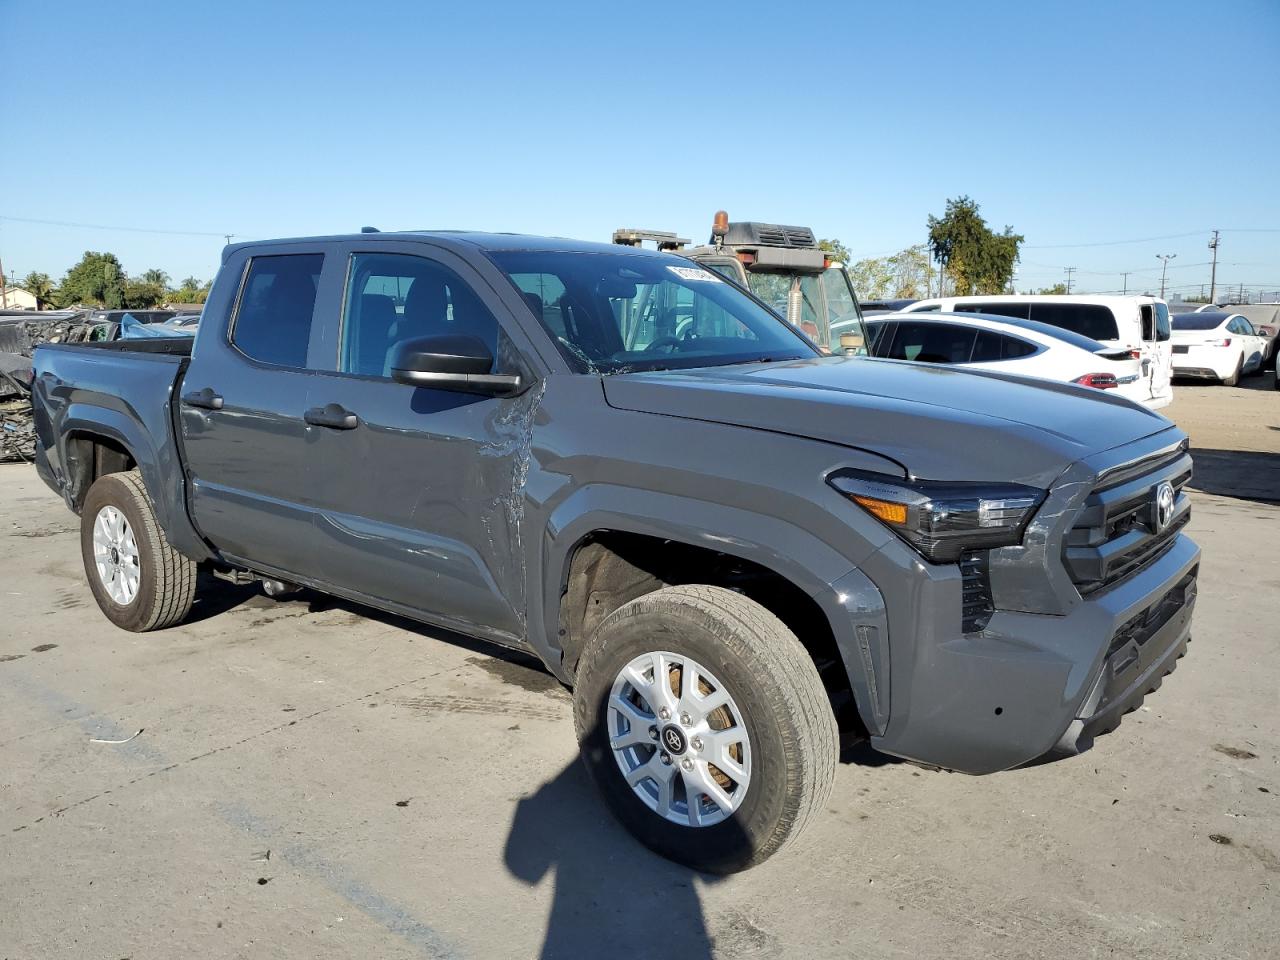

572,585,837,873
80,470,196,631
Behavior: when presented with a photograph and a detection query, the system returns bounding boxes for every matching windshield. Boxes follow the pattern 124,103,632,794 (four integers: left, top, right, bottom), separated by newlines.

489,251,817,374
1172,313,1227,331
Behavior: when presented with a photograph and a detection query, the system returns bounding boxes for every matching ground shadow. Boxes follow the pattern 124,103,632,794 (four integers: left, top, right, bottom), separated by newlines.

504,759,726,960
182,569,262,624
1172,370,1277,392
1188,448,1280,505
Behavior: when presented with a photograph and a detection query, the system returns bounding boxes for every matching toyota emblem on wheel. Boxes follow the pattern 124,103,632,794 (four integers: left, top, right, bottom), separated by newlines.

1153,481,1175,533
662,726,687,755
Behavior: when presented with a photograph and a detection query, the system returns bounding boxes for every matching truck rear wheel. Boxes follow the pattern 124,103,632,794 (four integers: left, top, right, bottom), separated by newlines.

572,585,837,873
80,470,196,631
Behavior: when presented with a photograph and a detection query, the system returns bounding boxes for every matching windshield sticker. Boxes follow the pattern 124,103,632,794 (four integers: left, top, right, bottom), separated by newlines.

667,265,722,283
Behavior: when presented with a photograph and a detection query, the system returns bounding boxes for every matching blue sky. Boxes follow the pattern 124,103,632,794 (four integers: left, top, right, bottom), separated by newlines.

3,0,1277,298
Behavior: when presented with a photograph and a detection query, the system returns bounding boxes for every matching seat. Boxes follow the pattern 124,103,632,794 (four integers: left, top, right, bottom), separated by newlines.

383,276,449,375
352,293,398,375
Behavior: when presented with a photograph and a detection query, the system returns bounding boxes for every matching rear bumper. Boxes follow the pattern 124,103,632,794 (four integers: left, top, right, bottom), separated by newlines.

867,532,1199,774
1172,346,1237,379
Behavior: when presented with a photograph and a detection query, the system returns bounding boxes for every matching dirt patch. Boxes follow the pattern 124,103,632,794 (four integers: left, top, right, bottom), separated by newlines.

464,654,567,698
1213,744,1258,760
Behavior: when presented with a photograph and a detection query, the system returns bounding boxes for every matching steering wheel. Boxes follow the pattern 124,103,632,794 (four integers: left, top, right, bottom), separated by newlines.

643,335,682,353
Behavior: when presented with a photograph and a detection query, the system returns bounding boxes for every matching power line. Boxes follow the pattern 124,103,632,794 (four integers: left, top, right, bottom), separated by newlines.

0,214,239,239
1026,227,1280,250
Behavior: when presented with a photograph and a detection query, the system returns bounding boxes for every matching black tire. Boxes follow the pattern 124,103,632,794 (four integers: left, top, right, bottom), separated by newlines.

80,470,197,631
1223,357,1241,387
572,585,837,873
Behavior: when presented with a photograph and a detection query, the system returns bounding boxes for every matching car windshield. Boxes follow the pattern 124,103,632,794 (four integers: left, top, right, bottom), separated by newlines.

489,251,816,373
1172,314,1227,331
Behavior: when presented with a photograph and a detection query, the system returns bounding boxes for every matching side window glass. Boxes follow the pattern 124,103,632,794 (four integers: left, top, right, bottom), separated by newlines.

1001,336,1037,359
340,253,499,377
889,322,975,363
971,331,1002,363
1140,304,1154,341
232,254,323,367
1155,302,1171,341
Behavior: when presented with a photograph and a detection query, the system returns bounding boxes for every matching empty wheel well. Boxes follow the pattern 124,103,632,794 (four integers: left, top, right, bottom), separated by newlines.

558,531,863,737
65,432,137,513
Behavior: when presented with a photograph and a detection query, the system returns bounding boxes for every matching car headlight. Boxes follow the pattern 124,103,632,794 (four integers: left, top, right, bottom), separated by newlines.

827,470,1044,563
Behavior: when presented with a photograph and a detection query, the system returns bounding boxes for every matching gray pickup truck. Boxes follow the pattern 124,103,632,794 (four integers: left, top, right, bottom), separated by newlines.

31,231,1200,872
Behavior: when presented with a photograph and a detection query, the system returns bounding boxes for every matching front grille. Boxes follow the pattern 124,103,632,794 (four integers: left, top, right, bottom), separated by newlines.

960,551,994,633
1064,444,1193,595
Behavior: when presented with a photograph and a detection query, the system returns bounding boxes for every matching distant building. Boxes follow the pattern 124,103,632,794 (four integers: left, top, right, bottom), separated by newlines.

0,286,38,310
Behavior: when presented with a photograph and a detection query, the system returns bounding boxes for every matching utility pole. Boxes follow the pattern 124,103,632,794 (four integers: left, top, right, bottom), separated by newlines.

1064,266,1076,293
1208,229,1220,302
1156,254,1176,299
1121,272,1131,295
0,253,6,309
224,234,233,247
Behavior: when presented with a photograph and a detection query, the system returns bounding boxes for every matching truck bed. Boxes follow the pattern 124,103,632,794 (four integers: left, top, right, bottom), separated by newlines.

30,338,207,559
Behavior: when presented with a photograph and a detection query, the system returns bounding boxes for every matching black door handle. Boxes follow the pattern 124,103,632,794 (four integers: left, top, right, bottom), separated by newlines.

304,403,359,430
182,387,224,410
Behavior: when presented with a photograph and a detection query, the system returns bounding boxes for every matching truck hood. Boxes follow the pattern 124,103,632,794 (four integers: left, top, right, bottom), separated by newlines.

602,356,1174,487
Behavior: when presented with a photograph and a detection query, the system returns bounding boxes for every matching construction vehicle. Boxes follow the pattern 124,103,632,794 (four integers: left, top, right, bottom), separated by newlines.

613,211,867,353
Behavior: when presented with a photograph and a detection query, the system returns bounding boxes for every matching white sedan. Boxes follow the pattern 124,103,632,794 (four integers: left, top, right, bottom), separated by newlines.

1170,311,1269,385
846,311,1152,406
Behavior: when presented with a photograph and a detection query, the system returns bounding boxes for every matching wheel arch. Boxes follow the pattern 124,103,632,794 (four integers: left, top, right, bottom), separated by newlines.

538,486,890,738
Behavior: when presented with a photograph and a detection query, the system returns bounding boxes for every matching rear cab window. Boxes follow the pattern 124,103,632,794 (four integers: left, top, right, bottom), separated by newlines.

231,254,324,367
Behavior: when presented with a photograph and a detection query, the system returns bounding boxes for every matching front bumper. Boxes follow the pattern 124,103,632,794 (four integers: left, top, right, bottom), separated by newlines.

864,531,1199,774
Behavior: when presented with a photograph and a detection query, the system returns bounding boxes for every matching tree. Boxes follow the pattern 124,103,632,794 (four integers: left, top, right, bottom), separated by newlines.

818,238,851,264
927,196,1023,296
846,244,936,300
167,276,207,304
123,279,167,309
141,268,170,288
59,251,127,308
1036,283,1068,295
20,271,56,309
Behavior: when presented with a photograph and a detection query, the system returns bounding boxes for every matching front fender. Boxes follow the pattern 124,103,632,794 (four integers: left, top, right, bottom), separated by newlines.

535,483,891,736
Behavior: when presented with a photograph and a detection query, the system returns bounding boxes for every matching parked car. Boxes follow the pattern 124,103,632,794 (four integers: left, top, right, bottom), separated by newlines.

1170,311,1270,385
859,298,918,315
901,295,1174,408
854,311,1148,404
86,309,176,326
31,231,1199,873
1215,303,1280,369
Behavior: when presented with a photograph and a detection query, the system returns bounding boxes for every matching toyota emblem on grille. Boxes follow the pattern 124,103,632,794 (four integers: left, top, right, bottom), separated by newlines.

1152,481,1175,533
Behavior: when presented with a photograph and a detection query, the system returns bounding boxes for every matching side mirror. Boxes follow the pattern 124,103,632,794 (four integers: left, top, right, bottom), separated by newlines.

389,334,522,396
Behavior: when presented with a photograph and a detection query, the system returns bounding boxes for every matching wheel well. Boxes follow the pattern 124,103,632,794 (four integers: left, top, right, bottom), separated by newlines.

65,432,136,513
558,531,864,737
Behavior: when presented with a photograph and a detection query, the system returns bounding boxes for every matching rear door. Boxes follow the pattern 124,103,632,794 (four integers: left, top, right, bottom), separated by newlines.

299,243,538,641
179,246,332,578
882,320,977,364
1147,302,1173,404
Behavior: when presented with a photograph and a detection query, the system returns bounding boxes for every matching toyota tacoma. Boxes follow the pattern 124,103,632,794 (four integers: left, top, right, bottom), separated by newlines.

31,230,1199,872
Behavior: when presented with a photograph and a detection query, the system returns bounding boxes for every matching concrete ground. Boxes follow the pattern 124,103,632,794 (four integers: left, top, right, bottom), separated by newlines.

1,378,1277,960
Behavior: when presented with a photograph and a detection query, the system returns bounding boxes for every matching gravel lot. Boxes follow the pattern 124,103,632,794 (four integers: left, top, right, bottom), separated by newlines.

1,380,1276,959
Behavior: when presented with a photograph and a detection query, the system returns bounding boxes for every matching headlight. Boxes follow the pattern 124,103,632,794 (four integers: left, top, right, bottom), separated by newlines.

827,470,1044,563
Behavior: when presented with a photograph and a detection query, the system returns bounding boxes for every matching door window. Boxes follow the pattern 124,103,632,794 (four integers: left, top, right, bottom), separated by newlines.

1140,305,1155,341
1155,302,1171,341
231,254,324,367
886,321,977,363
1028,303,1119,341
971,331,1037,362
340,253,499,377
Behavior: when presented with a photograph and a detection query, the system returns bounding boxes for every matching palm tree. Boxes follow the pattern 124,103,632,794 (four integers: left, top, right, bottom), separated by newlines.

20,271,56,309
141,269,170,288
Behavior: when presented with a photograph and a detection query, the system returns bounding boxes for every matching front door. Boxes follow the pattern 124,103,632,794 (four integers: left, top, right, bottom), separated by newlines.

180,249,330,578
302,246,534,643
